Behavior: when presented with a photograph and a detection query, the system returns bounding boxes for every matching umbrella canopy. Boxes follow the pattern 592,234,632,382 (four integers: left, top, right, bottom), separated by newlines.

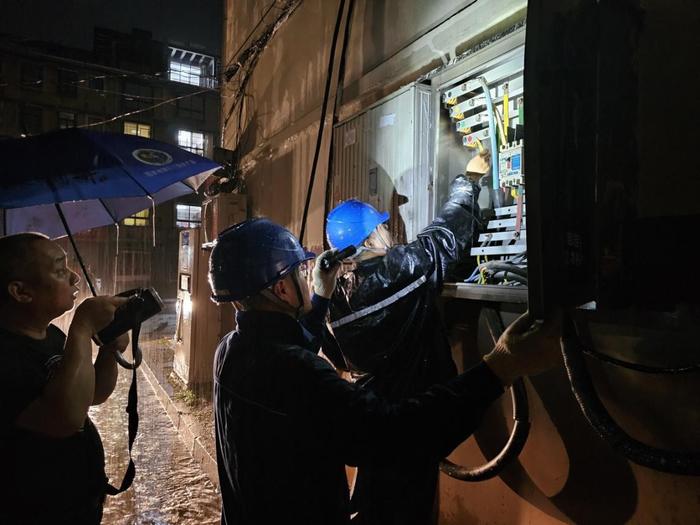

0,128,220,237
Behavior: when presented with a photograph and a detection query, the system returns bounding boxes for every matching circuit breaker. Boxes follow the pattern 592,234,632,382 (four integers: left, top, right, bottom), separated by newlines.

499,140,524,187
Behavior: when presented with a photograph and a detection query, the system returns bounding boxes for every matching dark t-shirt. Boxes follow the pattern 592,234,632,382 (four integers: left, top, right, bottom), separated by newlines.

0,324,108,524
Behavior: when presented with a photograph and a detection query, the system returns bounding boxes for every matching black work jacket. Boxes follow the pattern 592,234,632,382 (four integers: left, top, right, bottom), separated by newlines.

213,310,502,525
329,176,480,397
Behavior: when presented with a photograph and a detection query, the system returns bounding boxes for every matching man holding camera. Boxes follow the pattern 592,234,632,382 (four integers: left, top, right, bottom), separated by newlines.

0,233,129,525
208,218,560,525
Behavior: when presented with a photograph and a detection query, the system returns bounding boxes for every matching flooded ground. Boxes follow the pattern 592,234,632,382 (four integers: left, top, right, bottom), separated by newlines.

90,357,221,525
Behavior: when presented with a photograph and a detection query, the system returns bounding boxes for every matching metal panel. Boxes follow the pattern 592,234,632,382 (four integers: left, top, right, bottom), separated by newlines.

332,84,434,243
331,111,370,208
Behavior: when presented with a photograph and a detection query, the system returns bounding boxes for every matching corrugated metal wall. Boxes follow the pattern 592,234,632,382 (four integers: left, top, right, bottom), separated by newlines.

331,84,433,243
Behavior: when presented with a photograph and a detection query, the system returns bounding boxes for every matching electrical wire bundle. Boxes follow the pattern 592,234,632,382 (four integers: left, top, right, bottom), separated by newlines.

222,0,303,131
465,253,527,285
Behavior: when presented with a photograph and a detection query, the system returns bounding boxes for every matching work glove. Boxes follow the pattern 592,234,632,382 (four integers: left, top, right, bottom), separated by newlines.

312,249,342,299
483,310,562,386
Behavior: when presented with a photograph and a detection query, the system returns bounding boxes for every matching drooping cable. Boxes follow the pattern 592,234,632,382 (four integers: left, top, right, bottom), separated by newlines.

561,312,700,475
78,88,211,130
440,308,531,482
322,0,356,249
299,0,348,244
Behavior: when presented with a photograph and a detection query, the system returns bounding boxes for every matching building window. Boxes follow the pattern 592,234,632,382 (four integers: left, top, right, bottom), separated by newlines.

123,121,151,138
169,61,202,87
122,82,153,113
20,105,42,135
177,95,204,120
21,63,43,89
176,204,202,228
168,47,217,88
57,69,78,96
123,209,150,227
86,114,105,131
177,130,205,156
58,111,76,129
0,60,6,95
89,76,104,92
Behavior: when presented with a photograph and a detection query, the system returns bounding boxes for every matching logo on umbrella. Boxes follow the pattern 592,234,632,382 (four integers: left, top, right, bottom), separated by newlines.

132,148,173,166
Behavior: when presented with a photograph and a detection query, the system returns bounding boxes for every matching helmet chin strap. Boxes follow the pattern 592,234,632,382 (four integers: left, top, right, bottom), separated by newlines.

353,227,391,261
351,245,386,261
289,270,306,320
260,269,306,320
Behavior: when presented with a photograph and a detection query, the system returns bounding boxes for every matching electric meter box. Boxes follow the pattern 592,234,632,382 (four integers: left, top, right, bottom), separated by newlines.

173,193,246,388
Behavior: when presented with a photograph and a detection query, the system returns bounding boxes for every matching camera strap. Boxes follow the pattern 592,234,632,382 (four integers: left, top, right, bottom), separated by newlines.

105,321,141,495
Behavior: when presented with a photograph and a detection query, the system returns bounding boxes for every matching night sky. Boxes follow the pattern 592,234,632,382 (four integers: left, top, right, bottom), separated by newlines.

0,0,222,55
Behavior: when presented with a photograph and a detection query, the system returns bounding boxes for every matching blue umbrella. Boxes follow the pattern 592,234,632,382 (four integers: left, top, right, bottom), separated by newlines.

0,128,221,293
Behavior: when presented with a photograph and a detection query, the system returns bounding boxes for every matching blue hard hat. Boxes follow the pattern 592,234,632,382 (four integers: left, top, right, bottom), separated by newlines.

326,199,390,250
209,218,315,302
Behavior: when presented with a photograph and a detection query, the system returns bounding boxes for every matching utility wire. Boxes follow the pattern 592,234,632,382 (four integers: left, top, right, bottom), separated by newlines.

77,88,212,129
299,0,347,244
224,0,280,72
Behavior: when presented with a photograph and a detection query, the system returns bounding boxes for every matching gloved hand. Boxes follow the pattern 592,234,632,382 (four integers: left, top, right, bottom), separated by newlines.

312,249,342,299
448,174,480,209
483,310,562,386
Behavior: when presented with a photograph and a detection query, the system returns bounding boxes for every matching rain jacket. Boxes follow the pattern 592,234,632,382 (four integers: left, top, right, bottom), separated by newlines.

327,175,480,524
329,175,479,395
212,309,502,525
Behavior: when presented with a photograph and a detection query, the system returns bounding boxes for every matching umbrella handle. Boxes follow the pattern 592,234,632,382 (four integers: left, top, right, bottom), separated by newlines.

55,203,97,296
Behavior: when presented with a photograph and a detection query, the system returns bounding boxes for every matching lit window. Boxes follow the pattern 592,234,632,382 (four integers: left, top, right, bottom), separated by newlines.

169,61,202,86
123,121,151,138
123,209,150,227
167,47,217,88
58,111,76,129
176,204,202,228
177,130,205,156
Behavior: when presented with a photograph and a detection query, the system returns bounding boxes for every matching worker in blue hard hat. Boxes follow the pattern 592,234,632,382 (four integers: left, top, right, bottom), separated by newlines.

325,199,390,253
207,216,560,525
324,173,487,525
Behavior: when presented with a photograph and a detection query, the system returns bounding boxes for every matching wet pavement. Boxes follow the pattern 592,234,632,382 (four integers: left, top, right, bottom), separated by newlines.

89,360,221,525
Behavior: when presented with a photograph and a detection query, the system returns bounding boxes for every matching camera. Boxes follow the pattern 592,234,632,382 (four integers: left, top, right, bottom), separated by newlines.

93,287,164,347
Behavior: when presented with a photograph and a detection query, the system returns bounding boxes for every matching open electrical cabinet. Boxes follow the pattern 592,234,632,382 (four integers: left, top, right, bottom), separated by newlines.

432,32,528,305
330,0,700,315
330,26,531,307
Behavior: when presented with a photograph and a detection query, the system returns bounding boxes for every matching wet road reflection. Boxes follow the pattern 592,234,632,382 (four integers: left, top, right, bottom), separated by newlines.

90,364,221,524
